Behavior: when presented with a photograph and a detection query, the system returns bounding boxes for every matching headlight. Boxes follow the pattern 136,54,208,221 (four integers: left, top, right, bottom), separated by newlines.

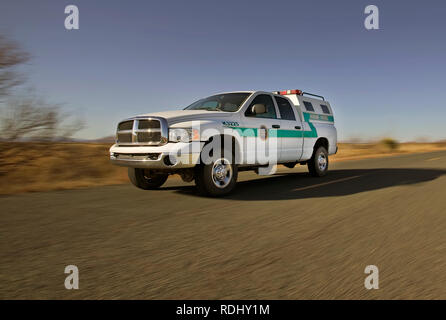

169,128,200,143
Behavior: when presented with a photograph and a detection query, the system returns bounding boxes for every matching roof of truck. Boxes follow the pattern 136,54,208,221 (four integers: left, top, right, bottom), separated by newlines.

209,90,330,106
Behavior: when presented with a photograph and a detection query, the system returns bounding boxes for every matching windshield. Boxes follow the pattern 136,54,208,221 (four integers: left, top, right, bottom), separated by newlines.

184,93,251,112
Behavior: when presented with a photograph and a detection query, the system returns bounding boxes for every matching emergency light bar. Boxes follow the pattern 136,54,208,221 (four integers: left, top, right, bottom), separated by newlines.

272,89,303,95
273,89,325,101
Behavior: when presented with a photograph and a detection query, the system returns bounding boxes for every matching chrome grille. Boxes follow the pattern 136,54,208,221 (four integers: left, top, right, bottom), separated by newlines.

117,132,133,143
118,121,133,131
138,120,160,129
116,117,168,146
136,131,161,142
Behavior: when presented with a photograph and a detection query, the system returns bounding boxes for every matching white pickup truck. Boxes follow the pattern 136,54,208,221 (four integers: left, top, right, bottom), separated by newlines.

110,90,337,196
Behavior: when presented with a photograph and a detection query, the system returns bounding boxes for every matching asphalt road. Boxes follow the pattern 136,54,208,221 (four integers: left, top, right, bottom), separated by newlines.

1,151,446,299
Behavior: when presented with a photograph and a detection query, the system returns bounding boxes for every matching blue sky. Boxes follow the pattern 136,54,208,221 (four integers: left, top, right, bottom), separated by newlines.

1,0,445,141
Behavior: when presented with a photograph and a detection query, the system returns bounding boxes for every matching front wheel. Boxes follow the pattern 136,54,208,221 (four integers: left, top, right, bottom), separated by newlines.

195,149,238,197
128,168,168,190
308,146,329,177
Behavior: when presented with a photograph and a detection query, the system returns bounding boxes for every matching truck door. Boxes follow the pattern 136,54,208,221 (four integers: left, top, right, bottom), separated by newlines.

274,95,304,162
242,93,281,165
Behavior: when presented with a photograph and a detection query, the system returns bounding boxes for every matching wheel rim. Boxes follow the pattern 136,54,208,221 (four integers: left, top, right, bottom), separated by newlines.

211,158,233,189
317,153,327,171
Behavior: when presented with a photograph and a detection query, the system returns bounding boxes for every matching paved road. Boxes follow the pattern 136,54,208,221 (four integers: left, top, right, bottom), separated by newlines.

1,151,446,299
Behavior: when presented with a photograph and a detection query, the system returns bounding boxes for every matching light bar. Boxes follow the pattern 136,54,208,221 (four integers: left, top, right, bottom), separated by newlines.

273,89,303,95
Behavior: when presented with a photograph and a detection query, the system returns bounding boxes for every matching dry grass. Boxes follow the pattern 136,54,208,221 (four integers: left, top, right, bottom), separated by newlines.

1,141,446,195
0,142,128,195
331,141,446,162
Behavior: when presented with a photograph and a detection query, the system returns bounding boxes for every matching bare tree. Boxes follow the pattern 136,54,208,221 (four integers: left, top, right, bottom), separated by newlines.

0,35,30,98
0,35,86,141
0,35,85,141
0,94,85,141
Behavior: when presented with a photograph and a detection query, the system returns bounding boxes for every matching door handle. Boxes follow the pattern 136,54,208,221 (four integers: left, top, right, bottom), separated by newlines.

272,124,280,129
295,126,301,130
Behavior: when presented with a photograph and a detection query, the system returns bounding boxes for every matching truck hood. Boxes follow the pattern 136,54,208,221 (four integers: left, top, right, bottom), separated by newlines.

136,110,230,125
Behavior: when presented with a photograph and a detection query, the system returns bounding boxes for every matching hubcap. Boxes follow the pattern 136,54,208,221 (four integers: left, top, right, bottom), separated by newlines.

211,158,233,188
317,154,327,171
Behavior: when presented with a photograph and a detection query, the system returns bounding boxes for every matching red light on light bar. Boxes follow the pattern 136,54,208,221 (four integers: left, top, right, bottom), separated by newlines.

279,89,303,95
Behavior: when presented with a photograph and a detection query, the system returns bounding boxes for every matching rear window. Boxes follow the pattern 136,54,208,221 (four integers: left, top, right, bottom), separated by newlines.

303,101,315,112
275,96,296,121
320,104,331,114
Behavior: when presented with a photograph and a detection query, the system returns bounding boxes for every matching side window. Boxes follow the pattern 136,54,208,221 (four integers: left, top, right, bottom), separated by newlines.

275,96,296,121
303,101,315,112
320,104,331,114
245,94,277,119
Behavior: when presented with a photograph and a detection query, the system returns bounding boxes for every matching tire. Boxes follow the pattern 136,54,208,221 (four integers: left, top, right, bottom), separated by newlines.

308,146,329,177
195,146,238,197
128,168,168,190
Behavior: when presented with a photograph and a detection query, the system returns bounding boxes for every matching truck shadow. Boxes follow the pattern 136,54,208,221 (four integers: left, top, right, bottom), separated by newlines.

171,168,446,200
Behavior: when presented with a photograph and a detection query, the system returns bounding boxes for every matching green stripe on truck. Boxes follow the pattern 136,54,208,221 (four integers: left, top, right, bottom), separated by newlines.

228,111,334,138
229,126,318,138
303,112,334,123
228,111,332,138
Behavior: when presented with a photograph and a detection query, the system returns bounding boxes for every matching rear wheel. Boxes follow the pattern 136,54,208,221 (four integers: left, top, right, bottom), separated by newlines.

195,147,238,197
128,168,168,190
308,146,329,177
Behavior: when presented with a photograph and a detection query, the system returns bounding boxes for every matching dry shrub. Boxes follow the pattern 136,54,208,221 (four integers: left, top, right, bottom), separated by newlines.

379,138,400,151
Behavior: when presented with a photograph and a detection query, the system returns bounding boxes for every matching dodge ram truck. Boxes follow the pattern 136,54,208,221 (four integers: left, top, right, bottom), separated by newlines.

110,89,337,196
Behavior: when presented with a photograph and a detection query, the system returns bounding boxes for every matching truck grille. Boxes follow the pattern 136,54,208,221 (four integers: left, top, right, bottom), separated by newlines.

116,117,168,146
138,120,160,129
118,121,133,131
117,132,133,143
136,132,161,142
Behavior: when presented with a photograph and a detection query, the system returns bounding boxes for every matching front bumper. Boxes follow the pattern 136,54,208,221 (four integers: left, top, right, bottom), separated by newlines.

109,142,203,169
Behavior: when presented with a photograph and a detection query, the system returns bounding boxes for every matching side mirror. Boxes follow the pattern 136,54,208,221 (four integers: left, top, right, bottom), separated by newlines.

251,104,266,115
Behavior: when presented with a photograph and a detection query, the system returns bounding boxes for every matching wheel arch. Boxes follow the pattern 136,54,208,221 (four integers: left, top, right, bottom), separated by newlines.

313,137,329,153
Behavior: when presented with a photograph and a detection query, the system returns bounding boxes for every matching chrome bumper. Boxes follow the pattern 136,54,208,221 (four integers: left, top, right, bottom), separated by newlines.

109,142,202,169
